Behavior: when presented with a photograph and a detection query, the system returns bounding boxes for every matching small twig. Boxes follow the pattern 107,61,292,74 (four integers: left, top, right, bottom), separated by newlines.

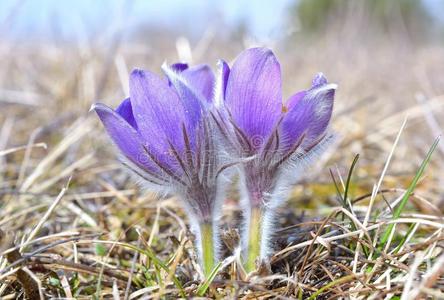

298,210,336,275
124,238,141,300
21,178,70,251
0,229,41,299
0,142,47,157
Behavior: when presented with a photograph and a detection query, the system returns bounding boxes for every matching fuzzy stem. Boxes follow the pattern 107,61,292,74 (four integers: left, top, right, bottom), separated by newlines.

200,222,215,277
245,207,262,273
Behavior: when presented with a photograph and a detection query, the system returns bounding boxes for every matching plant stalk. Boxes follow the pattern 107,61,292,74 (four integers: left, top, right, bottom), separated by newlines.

245,207,262,273
200,222,215,277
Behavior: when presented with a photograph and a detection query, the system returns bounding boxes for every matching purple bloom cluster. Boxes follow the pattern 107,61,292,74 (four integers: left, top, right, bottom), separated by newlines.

93,63,223,218
92,47,336,276
92,63,229,275
214,48,336,264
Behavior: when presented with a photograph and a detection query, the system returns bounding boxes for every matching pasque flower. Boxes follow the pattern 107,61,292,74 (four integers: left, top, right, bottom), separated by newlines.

92,62,229,277
213,48,336,272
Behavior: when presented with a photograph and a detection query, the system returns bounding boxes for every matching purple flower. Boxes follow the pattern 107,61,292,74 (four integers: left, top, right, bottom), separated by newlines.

214,48,336,271
92,63,227,277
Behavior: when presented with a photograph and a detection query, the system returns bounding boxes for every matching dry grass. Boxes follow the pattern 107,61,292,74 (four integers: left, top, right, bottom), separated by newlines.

1,9,444,299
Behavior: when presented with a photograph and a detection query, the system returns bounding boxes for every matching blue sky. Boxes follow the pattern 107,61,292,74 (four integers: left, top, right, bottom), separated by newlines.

0,0,294,40
1,0,443,41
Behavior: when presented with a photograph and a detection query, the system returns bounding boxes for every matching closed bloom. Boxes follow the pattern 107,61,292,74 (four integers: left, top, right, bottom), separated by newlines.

214,48,336,272
92,63,228,277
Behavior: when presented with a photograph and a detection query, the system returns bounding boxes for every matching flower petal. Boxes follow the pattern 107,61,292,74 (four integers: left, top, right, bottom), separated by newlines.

285,90,306,112
161,64,205,145
115,98,137,130
92,103,156,173
129,69,186,153
171,62,189,72
312,72,327,87
225,48,282,150
181,64,215,102
285,73,328,112
214,59,230,108
281,77,336,152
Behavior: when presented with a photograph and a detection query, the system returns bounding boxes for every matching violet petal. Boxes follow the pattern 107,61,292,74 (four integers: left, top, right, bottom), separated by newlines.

215,59,230,107
225,48,282,150
171,62,189,72
115,98,138,130
129,69,186,153
281,78,336,152
285,90,307,112
162,64,206,147
93,103,157,173
182,64,215,102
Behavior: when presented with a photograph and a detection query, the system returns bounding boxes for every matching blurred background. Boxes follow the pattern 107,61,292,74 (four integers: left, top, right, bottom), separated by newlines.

1,0,443,212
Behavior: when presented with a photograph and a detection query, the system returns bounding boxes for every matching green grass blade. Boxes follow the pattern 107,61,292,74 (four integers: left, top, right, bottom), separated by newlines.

132,245,184,297
379,136,440,248
343,154,359,213
329,168,345,205
92,241,185,297
308,274,356,300
393,223,416,253
341,154,360,233
196,261,222,296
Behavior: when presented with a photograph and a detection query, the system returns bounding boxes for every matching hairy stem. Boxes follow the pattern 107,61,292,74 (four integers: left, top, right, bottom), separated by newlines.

245,207,262,273
200,222,215,277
